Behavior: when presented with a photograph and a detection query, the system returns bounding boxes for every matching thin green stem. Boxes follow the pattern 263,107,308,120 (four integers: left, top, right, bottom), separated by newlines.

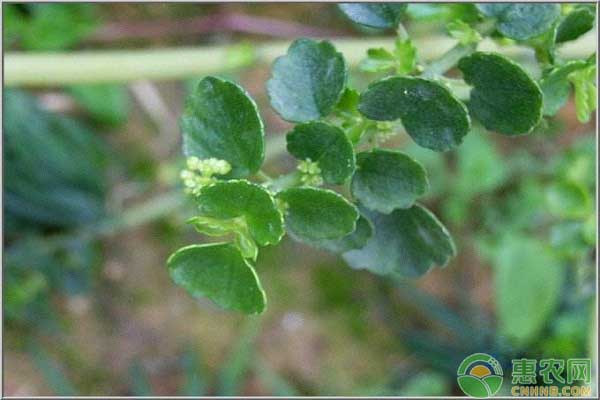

396,22,409,41
421,19,498,78
422,42,476,78
269,171,302,192
436,77,472,101
5,191,186,260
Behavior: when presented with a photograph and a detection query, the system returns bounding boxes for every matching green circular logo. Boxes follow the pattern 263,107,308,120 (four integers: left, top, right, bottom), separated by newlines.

457,353,503,398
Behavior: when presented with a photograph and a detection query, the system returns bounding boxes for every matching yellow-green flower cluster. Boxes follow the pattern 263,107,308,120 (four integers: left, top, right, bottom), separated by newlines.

298,158,323,186
180,157,231,195
374,121,397,144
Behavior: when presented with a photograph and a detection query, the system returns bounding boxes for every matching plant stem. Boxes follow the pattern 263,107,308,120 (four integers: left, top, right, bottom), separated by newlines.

5,191,186,261
269,171,302,192
5,34,593,86
422,19,498,78
422,43,476,78
255,169,274,184
396,22,409,41
436,77,472,100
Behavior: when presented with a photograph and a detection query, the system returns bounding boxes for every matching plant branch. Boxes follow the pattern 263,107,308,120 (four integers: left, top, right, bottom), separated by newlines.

6,35,594,87
5,191,186,262
422,43,476,78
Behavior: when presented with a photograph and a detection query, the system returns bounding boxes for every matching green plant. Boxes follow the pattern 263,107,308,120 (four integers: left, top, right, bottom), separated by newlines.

168,3,596,314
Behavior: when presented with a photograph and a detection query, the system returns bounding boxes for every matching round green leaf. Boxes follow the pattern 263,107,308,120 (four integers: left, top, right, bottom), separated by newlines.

338,3,406,29
267,39,347,123
539,60,588,116
358,76,470,151
195,180,284,246
167,243,266,314
287,121,355,184
277,187,359,240
477,3,560,41
343,205,456,278
556,7,595,44
292,214,374,254
181,76,264,178
352,149,428,213
458,52,543,135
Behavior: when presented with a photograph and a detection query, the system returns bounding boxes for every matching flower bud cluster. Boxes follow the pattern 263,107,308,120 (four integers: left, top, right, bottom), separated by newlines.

297,158,323,186
180,157,232,195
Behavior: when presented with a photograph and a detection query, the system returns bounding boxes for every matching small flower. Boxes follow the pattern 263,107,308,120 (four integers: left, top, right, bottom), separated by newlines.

180,157,233,195
297,159,323,187
300,174,323,186
186,156,201,171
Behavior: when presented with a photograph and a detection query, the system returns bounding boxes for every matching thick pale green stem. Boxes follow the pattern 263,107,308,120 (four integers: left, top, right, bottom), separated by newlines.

5,34,594,86
4,38,413,86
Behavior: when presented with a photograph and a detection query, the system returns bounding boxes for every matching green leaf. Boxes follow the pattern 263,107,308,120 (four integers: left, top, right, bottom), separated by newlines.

334,87,360,115
493,236,563,345
69,84,130,126
181,76,264,178
458,52,543,135
546,180,592,219
338,3,407,29
343,205,456,278
294,214,374,254
394,38,418,75
358,76,470,151
359,48,396,73
234,231,259,261
188,216,237,237
194,180,284,246
477,3,560,41
556,7,595,44
406,4,480,24
189,214,262,262
277,187,359,240
539,60,588,116
267,39,347,122
446,20,482,46
351,149,428,213
568,64,597,123
286,121,355,184
167,243,266,314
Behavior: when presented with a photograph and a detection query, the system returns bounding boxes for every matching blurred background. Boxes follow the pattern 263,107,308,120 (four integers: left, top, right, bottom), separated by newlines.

3,3,597,396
